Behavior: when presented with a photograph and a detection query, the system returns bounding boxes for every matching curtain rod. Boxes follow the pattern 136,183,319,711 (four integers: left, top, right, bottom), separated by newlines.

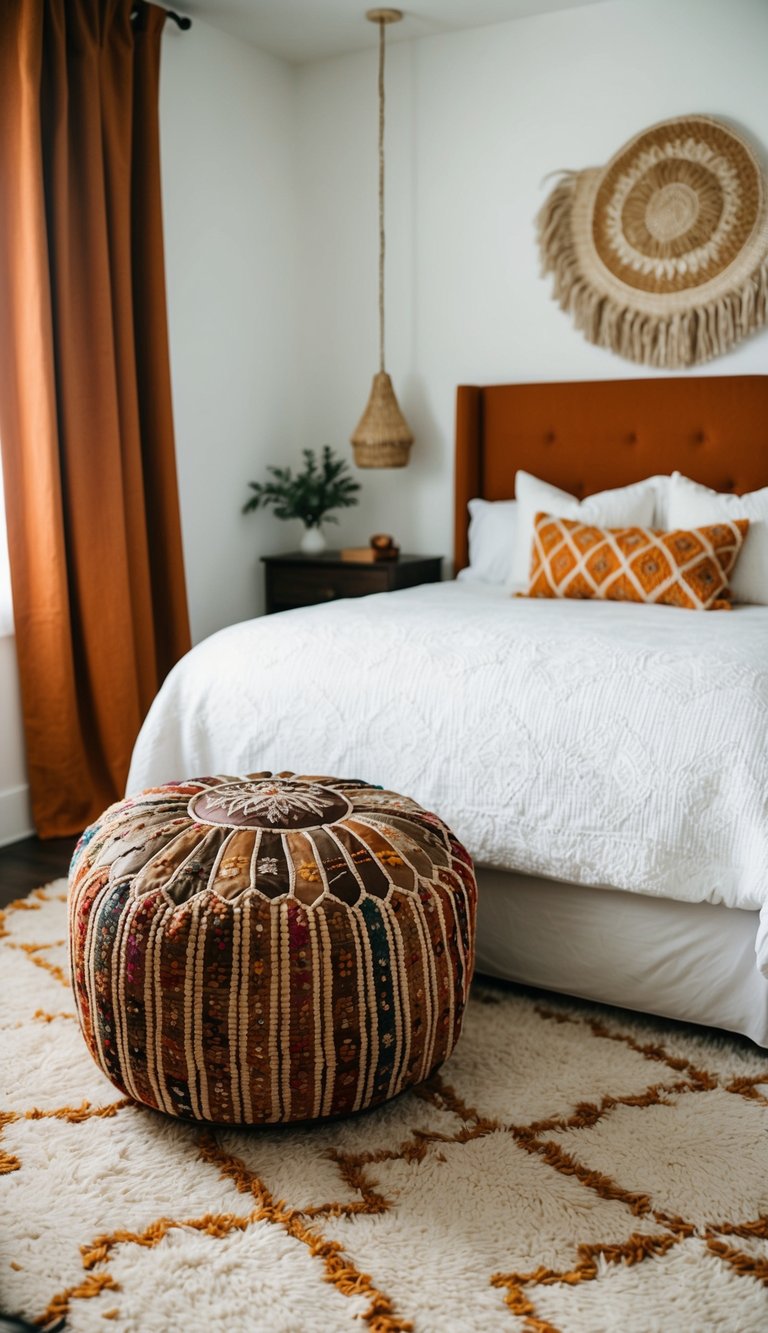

131,4,192,30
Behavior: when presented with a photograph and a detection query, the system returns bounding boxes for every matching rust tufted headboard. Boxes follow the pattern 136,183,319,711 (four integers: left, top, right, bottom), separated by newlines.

454,375,768,571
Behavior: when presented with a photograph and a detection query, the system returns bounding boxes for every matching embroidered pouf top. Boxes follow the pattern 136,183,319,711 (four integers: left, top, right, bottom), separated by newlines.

68,773,477,1124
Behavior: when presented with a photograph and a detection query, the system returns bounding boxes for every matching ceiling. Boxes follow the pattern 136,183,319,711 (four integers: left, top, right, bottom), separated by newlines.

177,0,613,65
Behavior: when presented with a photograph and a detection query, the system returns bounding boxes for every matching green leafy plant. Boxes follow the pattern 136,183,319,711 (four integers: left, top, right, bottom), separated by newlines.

242,446,361,529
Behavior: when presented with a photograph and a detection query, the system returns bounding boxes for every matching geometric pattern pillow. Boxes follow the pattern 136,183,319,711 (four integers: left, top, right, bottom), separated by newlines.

526,512,749,610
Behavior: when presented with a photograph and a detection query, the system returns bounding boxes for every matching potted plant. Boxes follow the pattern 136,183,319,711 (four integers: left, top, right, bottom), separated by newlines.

243,446,361,553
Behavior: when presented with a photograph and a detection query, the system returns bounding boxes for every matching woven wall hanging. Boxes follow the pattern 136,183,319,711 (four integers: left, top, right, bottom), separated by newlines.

537,114,768,368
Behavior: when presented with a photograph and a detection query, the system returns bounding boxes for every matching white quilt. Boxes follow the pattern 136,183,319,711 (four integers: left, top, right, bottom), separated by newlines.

128,582,768,971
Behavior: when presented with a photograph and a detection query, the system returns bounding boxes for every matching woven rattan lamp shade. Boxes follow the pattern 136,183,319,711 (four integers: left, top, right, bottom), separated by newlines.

351,9,413,468
351,371,413,468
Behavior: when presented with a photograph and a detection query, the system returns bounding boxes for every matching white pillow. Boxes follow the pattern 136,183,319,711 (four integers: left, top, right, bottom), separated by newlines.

458,498,518,584
510,471,658,586
648,473,672,529
667,472,768,605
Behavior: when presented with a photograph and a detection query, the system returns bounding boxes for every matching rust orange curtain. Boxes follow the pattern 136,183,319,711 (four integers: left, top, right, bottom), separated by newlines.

0,0,190,837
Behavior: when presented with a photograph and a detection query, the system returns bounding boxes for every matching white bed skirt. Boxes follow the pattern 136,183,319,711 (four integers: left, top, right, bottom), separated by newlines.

475,868,768,1048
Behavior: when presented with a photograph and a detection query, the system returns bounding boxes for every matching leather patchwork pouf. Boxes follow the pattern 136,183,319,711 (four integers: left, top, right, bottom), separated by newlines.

68,773,476,1124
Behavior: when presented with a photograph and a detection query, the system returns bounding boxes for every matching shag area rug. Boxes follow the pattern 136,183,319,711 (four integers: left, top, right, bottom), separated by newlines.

2,883,768,1332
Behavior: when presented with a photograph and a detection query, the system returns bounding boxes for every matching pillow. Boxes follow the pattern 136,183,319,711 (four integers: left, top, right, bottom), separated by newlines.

524,513,749,610
510,471,658,587
458,498,518,584
667,473,768,606
648,473,673,530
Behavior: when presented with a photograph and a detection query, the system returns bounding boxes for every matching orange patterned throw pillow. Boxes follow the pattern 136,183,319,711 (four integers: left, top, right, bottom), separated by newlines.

526,513,749,610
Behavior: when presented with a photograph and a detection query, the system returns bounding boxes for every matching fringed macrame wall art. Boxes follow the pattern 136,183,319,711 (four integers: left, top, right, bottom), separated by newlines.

537,115,768,368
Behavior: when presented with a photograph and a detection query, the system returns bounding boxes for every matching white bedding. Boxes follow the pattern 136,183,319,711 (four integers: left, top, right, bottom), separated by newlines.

474,869,768,1046
128,582,768,971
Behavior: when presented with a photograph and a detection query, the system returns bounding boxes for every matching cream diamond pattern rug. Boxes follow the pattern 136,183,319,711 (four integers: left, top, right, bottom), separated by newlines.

2,882,768,1332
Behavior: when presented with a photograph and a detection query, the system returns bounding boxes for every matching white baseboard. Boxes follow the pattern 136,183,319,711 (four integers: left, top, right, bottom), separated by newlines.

0,783,34,847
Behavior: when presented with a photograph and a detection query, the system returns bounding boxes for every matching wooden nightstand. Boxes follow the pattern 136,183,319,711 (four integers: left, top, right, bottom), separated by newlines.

261,552,443,615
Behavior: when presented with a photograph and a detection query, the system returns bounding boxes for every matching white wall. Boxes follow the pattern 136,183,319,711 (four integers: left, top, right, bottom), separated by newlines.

160,18,300,643
0,475,30,845
295,0,768,567
0,636,32,846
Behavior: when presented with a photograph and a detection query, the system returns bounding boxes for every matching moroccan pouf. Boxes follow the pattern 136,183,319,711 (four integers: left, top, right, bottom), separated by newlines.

68,772,476,1124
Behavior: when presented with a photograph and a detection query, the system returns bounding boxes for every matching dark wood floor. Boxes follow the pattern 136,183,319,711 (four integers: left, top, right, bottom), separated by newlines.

0,835,78,907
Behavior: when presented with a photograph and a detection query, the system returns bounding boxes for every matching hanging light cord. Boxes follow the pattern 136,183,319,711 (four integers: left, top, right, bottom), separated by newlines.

377,17,386,373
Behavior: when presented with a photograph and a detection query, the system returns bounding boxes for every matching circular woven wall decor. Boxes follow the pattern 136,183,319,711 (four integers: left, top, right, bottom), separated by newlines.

538,115,768,367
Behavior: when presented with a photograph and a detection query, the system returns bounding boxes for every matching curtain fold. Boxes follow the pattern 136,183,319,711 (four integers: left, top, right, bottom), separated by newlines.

0,0,190,837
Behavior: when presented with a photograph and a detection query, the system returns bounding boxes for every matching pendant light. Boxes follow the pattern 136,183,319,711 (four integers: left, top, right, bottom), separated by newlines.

350,8,413,468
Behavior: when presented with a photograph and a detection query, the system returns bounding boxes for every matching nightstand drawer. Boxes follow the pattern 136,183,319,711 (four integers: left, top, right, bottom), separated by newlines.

261,552,442,614
269,564,390,608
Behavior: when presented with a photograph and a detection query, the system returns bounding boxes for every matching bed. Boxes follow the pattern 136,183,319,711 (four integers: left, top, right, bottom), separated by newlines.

128,374,768,1046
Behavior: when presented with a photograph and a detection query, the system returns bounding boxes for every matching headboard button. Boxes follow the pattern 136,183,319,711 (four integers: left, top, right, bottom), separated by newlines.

544,431,556,444
694,431,706,444
627,432,637,444
724,479,735,491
